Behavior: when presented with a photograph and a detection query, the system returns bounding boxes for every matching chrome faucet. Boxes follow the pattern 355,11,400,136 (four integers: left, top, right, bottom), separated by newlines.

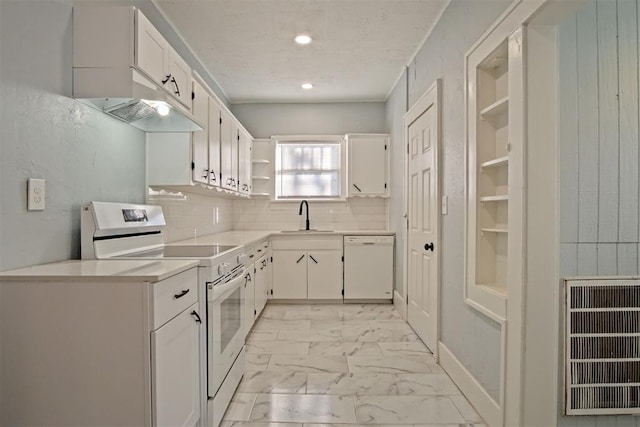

298,200,310,231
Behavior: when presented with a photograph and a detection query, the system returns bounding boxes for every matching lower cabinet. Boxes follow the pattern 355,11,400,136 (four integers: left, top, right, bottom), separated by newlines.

151,303,200,427
0,268,201,427
254,253,269,314
307,251,343,299
272,236,343,300
243,267,255,338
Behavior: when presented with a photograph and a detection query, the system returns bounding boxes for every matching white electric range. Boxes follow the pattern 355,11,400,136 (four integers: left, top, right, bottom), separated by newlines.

81,201,247,427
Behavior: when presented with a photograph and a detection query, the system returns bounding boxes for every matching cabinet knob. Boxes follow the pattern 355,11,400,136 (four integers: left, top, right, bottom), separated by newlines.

424,242,434,252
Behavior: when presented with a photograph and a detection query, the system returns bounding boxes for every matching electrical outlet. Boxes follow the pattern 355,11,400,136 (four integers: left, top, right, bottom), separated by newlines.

28,178,45,211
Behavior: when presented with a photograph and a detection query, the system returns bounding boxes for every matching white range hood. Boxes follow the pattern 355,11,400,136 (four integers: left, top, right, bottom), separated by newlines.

73,67,204,133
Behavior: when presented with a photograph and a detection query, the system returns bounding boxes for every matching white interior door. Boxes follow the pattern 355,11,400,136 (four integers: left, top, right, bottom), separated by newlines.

406,81,440,356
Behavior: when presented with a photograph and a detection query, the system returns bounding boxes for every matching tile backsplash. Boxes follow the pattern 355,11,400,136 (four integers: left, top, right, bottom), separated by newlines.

149,190,389,241
232,198,389,231
148,190,234,242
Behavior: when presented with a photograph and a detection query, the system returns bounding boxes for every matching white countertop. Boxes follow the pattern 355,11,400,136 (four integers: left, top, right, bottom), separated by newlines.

0,259,199,282
168,229,395,250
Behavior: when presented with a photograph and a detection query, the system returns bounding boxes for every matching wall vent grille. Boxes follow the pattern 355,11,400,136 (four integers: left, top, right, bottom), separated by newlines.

565,279,640,415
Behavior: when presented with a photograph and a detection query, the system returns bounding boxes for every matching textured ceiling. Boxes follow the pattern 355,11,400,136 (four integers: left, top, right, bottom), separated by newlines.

154,0,448,103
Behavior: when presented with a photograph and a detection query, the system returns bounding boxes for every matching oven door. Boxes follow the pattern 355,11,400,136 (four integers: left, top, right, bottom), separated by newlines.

207,267,246,397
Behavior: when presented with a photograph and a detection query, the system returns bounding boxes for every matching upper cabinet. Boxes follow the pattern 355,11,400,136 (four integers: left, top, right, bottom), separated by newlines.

147,73,252,198
191,78,211,185
465,27,525,321
238,128,252,195
347,134,390,197
135,11,191,108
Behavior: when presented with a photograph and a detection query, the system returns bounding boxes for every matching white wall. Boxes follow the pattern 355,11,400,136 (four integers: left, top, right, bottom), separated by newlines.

385,0,512,402
385,70,408,295
0,0,147,271
231,102,386,138
558,1,640,425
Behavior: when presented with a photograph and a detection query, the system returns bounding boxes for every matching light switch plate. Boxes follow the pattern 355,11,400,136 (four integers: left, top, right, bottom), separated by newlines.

441,196,448,215
28,178,45,211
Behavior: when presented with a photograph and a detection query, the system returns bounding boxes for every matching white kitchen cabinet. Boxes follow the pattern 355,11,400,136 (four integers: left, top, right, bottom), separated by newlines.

135,10,191,108
208,96,222,188
272,250,308,299
243,267,255,337
238,128,252,195
191,78,210,185
347,134,390,197
307,250,343,299
254,253,270,315
272,236,343,300
220,109,236,191
151,302,200,427
0,266,201,427
147,76,254,198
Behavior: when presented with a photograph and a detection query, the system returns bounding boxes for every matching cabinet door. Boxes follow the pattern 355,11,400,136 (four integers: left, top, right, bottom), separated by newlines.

254,257,266,317
243,268,255,337
348,135,389,196
307,250,343,299
168,47,191,108
191,79,209,185
231,122,240,192
272,250,307,299
135,10,169,87
238,129,252,195
151,304,200,427
208,98,222,187
267,251,273,299
220,109,235,190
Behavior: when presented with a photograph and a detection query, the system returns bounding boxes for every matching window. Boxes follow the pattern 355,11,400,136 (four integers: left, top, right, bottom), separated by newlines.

275,138,342,199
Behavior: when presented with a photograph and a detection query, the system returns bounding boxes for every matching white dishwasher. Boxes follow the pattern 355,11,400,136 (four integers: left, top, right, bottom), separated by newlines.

343,235,394,300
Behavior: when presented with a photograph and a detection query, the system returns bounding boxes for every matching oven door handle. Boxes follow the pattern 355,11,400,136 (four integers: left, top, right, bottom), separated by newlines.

206,268,246,300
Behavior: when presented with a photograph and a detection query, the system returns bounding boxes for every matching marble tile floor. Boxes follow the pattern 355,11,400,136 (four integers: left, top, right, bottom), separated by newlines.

222,304,486,427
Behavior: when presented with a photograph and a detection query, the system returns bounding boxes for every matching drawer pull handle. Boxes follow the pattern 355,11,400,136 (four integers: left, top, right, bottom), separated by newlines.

174,289,190,299
191,310,202,323
296,254,305,263
309,255,318,264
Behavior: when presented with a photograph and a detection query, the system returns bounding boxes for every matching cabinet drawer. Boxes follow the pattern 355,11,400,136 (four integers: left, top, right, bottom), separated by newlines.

272,237,342,250
152,268,198,329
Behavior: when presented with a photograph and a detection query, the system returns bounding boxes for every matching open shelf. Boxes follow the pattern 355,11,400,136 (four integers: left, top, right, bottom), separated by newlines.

481,225,508,233
481,156,509,169
480,195,509,202
480,96,509,118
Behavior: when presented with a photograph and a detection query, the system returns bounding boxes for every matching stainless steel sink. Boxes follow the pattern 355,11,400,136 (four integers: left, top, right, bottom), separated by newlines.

280,229,335,233
163,244,237,257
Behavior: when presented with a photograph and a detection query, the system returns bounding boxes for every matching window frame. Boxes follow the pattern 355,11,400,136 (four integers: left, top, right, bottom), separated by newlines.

272,135,347,202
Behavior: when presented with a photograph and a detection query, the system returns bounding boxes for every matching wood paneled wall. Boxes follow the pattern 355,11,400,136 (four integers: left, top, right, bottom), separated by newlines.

559,1,640,425
560,0,640,278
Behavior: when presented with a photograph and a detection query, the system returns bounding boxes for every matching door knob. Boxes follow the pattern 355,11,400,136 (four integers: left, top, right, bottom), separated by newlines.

424,242,434,251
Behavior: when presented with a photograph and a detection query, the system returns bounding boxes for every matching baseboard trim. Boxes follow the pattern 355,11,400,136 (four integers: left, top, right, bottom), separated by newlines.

393,290,407,320
439,342,502,427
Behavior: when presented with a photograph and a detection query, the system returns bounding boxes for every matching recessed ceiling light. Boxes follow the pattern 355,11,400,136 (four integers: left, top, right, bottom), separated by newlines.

301,83,314,90
294,34,312,45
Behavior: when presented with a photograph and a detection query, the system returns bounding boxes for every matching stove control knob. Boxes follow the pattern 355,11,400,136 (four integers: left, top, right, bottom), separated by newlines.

218,263,230,275
237,254,248,265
